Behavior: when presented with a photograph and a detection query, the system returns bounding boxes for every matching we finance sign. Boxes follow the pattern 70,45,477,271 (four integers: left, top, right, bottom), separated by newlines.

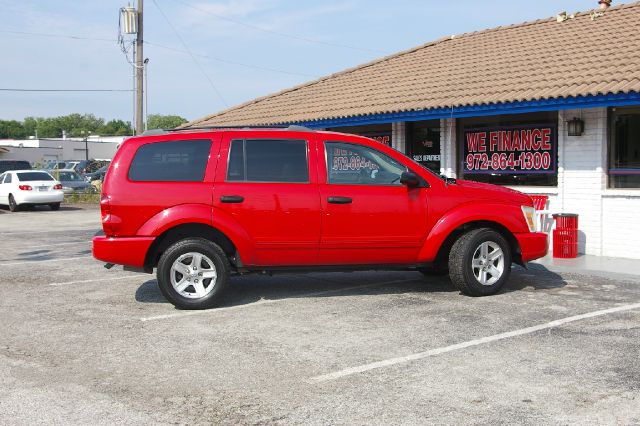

462,124,557,175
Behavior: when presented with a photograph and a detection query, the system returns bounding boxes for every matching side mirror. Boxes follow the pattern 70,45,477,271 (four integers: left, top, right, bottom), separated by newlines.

400,171,422,188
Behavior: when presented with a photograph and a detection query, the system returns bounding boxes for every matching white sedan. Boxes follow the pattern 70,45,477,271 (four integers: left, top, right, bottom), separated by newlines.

0,170,64,212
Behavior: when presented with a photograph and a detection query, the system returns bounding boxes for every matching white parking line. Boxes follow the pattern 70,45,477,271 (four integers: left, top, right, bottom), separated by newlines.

13,241,91,250
308,302,640,383
0,229,97,236
49,275,141,287
140,278,415,322
0,256,92,266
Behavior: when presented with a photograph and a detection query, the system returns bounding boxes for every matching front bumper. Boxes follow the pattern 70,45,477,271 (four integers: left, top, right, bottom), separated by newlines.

92,235,154,268
515,232,549,262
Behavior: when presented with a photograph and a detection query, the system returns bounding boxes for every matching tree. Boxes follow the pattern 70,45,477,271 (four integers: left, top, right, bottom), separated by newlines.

147,114,187,130
1,114,185,139
100,119,133,136
0,120,27,139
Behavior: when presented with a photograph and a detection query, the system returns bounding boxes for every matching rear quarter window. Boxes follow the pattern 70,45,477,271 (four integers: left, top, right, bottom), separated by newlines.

128,139,212,182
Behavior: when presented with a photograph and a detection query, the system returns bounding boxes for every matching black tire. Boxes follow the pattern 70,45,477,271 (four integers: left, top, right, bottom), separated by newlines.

448,228,511,297
156,238,230,310
8,194,19,212
50,203,61,211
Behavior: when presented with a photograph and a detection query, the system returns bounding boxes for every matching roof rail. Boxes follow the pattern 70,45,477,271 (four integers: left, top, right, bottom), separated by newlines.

167,124,315,132
141,128,168,136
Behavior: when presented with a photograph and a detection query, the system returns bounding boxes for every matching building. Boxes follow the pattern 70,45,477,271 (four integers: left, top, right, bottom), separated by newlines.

0,136,124,165
185,1,640,259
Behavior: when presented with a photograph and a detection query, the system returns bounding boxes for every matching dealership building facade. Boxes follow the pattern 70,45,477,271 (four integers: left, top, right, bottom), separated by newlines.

186,2,640,259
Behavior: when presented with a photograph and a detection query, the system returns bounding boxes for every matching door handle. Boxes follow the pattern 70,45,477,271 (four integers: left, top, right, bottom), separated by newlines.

328,196,352,204
220,195,244,203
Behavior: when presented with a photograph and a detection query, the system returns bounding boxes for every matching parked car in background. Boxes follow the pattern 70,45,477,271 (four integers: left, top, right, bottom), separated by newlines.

46,161,80,171
75,159,110,174
0,170,63,211
84,165,109,182
51,169,94,193
0,160,32,174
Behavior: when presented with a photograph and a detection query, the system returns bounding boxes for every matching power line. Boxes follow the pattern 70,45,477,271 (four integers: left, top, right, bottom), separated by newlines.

168,0,386,54
144,41,318,78
151,0,228,107
1,28,317,78
0,88,133,92
0,29,115,42
1,29,321,79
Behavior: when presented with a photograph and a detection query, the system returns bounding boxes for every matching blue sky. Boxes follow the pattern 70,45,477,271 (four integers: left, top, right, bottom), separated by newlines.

0,0,602,123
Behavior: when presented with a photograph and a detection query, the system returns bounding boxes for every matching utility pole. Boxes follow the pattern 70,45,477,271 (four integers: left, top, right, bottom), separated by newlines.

135,0,144,135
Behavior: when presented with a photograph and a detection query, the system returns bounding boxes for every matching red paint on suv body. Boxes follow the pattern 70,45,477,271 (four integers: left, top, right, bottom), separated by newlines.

93,128,547,304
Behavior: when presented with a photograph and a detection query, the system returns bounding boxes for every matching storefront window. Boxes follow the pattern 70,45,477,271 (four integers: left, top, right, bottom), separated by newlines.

609,107,640,188
407,121,440,173
326,124,392,147
458,113,558,187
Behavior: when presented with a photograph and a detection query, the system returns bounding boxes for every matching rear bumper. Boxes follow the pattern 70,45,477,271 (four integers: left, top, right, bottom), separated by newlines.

15,191,64,204
515,232,549,262
92,235,154,268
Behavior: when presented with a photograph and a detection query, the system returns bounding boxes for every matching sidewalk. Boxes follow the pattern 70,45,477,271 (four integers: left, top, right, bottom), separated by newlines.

530,254,640,280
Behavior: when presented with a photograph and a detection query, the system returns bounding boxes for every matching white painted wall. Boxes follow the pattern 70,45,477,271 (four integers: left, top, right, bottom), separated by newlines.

440,118,457,179
0,138,122,164
392,122,406,154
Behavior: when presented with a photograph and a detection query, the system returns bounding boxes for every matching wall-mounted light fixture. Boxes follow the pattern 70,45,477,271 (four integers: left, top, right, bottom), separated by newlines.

567,117,584,136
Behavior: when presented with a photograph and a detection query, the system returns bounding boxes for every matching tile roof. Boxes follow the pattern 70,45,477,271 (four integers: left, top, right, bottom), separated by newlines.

186,2,640,127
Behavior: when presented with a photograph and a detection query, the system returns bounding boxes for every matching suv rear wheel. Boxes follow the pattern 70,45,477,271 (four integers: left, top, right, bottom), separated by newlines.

448,228,511,296
157,238,230,310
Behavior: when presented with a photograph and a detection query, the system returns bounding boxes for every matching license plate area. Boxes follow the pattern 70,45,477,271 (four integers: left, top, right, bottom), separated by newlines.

38,186,48,192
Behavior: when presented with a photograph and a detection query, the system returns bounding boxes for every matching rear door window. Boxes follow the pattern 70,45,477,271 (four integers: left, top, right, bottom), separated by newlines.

226,139,308,183
129,140,212,182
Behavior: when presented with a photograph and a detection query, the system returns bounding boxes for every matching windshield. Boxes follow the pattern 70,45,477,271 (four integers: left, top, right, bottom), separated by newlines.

59,171,83,181
17,172,54,182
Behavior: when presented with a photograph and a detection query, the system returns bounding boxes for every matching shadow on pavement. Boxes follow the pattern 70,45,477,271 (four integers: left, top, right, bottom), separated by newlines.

0,205,84,212
507,265,567,292
134,267,567,310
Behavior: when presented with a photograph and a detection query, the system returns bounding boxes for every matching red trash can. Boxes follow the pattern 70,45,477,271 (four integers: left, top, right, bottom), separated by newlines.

552,213,579,258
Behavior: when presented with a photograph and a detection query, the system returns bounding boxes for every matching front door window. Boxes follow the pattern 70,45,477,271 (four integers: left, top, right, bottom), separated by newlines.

325,142,406,186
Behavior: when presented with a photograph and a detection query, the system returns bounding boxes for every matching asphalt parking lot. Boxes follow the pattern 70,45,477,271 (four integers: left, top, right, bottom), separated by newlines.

0,206,639,425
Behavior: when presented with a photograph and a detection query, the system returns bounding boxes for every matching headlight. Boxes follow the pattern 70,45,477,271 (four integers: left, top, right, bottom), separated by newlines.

521,206,536,233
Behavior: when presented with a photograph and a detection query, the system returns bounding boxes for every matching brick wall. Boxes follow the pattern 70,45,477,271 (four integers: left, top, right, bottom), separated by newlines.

558,108,607,255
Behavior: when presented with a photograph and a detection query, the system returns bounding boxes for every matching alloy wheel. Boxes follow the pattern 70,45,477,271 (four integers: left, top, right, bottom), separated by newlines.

471,241,505,286
170,252,218,299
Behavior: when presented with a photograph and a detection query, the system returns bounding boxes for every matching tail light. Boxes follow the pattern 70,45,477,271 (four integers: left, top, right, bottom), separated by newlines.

53,184,63,190
100,194,113,235
18,185,32,191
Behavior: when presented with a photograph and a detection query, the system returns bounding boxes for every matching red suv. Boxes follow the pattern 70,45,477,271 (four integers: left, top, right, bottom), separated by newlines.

93,126,548,309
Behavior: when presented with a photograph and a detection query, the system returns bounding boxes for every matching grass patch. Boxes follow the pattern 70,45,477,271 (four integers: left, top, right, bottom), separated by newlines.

64,192,101,204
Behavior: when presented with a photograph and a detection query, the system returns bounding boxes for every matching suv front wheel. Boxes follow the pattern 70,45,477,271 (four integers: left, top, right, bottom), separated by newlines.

157,238,230,310
448,228,511,296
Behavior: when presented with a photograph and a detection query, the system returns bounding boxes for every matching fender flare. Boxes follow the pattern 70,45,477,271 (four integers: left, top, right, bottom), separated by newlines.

418,202,528,262
137,204,257,265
